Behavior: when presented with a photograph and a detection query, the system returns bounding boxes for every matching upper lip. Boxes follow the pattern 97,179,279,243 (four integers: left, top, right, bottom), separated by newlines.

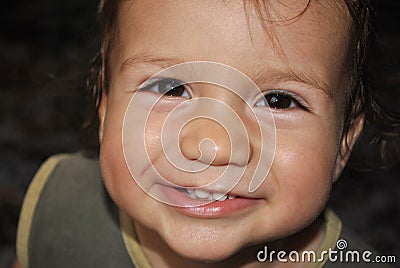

172,185,260,199
144,164,264,199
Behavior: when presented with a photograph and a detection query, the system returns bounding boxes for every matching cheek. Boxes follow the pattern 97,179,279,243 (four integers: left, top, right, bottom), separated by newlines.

99,96,154,220
100,102,130,202
268,122,339,222
143,111,168,162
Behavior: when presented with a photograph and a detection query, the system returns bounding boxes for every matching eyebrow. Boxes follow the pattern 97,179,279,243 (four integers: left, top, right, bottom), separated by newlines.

120,52,333,98
251,68,333,98
120,52,185,73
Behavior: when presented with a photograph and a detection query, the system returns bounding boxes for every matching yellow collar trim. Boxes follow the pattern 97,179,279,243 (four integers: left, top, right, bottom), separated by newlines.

120,210,153,268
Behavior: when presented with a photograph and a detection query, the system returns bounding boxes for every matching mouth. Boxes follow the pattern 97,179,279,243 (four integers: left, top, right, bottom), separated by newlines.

175,187,237,202
153,184,262,218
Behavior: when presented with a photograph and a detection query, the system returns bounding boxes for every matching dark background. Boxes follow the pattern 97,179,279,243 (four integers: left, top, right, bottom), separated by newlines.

0,1,399,267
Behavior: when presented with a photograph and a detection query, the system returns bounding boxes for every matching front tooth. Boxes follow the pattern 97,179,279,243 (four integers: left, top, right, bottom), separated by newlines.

228,195,236,200
212,193,228,201
217,195,228,201
194,189,211,199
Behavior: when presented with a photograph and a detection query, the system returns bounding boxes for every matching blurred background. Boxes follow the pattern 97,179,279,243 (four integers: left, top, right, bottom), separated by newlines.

0,1,399,267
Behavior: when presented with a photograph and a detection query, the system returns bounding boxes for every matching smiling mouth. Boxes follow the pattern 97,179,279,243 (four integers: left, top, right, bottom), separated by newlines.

175,187,236,202
169,187,261,219
152,185,263,218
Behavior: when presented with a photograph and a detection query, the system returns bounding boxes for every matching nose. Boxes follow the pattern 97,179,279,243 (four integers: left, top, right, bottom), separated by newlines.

179,118,250,166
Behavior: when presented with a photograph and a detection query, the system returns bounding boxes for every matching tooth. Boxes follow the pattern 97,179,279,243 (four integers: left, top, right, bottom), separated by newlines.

184,189,196,199
194,189,211,199
228,195,236,200
217,195,228,201
212,193,227,201
186,189,194,194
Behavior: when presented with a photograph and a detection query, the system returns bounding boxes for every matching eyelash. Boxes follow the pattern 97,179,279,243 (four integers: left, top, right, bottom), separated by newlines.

139,77,191,98
256,90,310,111
139,77,309,111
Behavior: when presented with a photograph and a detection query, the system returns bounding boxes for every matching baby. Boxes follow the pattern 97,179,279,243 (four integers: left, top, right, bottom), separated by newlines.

16,0,399,267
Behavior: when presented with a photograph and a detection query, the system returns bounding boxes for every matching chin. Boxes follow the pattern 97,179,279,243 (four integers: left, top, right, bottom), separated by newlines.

161,229,245,262
172,244,239,263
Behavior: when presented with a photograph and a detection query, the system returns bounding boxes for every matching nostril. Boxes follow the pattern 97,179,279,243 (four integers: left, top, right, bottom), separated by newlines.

179,136,201,161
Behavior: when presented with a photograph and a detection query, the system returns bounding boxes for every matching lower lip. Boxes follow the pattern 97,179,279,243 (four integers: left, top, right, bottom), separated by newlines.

155,185,262,218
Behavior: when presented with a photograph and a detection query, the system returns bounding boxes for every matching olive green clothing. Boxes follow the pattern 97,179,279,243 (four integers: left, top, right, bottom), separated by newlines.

17,154,151,268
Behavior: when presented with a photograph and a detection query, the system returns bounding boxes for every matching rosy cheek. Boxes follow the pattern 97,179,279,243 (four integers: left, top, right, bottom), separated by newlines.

144,112,167,161
99,97,144,206
269,128,337,211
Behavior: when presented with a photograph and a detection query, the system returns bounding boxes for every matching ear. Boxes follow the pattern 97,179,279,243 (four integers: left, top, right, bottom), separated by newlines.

333,114,364,181
98,92,108,143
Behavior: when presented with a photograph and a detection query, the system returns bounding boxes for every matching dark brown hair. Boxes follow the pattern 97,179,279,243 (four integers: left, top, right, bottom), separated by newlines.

84,0,400,168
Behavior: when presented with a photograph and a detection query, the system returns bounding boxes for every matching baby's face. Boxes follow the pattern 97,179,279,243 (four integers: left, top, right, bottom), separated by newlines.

100,0,352,262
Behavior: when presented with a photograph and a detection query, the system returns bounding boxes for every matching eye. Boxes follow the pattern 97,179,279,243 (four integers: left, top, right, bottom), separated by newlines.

255,91,308,110
139,78,191,98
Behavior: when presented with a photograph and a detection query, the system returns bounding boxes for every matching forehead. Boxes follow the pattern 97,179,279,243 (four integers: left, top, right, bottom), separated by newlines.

111,0,351,95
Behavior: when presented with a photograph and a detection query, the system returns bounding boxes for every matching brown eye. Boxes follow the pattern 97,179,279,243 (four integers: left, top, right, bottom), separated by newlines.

140,78,191,98
256,92,297,109
164,84,186,97
265,93,294,109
